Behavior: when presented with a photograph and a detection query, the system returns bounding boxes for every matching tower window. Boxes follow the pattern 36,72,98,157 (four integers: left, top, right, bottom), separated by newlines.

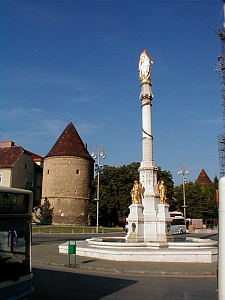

25,164,27,169
76,169,80,175
47,169,50,174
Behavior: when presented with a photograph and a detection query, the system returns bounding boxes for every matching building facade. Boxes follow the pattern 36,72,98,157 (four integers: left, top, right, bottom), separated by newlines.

0,141,43,207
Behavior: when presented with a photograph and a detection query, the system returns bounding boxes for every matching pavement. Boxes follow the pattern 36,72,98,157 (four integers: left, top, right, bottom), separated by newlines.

32,240,217,276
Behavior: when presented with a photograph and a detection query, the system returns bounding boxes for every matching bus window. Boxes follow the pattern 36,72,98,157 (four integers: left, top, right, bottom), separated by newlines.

0,192,30,214
0,186,33,299
0,218,31,283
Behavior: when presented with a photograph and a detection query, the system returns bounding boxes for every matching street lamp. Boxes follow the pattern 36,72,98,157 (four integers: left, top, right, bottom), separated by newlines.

178,164,188,220
91,145,106,233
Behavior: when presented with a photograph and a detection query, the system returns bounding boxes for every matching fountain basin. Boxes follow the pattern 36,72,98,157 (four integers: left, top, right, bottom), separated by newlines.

59,236,218,263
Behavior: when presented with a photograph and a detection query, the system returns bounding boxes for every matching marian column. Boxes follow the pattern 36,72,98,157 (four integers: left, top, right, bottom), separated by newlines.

138,50,160,241
126,50,173,243
138,50,173,242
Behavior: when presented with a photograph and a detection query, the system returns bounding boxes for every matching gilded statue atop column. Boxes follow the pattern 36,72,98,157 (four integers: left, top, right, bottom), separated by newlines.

157,180,167,204
138,50,153,82
131,180,142,204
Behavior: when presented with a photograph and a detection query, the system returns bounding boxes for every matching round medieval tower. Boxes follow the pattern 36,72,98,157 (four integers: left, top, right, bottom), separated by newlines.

41,121,94,225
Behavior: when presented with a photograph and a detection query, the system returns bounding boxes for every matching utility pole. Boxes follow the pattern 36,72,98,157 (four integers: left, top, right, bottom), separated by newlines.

178,164,188,220
91,145,106,233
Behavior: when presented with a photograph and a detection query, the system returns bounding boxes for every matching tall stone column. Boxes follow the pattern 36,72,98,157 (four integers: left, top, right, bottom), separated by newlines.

138,50,160,241
126,50,173,243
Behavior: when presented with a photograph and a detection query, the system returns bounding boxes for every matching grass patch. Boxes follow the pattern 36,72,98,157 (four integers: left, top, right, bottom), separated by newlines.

32,225,124,234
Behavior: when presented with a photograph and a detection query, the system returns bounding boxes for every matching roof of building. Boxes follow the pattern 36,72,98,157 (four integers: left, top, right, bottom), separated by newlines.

45,121,94,160
196,169,212,184
0,146,29,168
0,142,44,168
26,150,43,162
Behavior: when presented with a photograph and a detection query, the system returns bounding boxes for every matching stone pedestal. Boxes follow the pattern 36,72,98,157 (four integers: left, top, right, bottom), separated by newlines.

142,200,174,242
155,203,174,242
126,204,144,242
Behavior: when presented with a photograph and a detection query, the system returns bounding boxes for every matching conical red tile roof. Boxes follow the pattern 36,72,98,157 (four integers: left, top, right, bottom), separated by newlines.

196,169,212,184
45,122,93,160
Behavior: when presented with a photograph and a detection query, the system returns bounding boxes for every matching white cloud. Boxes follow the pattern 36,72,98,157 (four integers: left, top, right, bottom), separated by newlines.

76,122,98,136
155,105,196,115
4,69,87,90
198,118,223,124
3,68,96,104
1,107,45,119
40,119,67,137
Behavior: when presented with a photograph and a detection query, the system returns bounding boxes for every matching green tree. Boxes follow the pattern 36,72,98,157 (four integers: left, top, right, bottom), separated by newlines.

89,162,139,227
213,175,219,190
89,163,174,226
33,198,54,225
157,167,175,210
24,180,34,191
174,180,218,221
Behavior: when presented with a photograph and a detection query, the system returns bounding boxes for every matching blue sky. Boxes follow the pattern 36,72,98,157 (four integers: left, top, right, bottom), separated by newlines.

1,0,223,185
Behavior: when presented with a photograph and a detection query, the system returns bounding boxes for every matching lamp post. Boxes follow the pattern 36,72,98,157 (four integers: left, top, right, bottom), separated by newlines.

178,164,188,220
91,145,106,233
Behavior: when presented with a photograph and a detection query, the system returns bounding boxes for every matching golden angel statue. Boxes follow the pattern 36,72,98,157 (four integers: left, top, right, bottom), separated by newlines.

157,180,167,204
131,180,142,204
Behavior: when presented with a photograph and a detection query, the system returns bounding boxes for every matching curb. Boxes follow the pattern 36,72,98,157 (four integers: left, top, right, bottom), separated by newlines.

32,260,217,277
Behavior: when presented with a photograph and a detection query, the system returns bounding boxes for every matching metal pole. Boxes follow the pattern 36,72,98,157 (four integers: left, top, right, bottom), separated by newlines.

183,176,186,220
218,177,225,299
178,165,188,220
96,153,100,233
91,145,106,235
223,2,225,30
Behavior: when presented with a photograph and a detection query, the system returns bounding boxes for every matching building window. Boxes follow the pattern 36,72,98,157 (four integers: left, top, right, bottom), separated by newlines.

25,164,27,169
24,177,27,185
76,169,80,175
47,169,49,174
0,174,2,183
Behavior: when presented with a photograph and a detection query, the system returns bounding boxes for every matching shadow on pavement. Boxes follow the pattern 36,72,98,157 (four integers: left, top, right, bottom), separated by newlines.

33,266,137,300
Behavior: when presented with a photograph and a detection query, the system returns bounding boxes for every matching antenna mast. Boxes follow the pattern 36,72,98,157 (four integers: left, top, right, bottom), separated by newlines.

215,1,225,177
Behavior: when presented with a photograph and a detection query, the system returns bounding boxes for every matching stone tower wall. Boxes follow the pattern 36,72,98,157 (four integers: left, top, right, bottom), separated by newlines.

41,156,93,225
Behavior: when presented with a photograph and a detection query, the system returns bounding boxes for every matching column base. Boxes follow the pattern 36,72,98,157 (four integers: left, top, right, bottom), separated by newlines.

126,204,144,242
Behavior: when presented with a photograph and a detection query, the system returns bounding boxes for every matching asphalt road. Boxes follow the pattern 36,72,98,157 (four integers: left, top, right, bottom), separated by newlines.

32,230,218,245
31,231,218,299
32,263,218,300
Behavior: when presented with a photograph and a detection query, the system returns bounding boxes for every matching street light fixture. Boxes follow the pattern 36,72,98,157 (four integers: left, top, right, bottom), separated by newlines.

178,164,189,220
91,145,106,233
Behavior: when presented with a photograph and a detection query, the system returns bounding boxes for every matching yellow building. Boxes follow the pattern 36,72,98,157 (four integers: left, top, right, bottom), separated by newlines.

0,141,43,207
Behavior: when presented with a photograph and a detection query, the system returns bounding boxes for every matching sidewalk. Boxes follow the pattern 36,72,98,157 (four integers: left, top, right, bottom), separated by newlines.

32,242,217,276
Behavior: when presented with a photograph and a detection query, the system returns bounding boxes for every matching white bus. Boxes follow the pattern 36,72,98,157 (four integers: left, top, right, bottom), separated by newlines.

0,186,34,299
170,212,186,234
